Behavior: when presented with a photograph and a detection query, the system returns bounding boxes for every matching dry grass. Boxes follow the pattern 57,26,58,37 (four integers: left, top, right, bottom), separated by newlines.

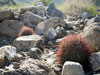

0,3,35,10
57,0,99,16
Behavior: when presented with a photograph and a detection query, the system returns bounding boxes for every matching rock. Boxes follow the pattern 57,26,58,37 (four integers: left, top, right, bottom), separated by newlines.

13,34,43,51
80,24,85,30
1,58,50,75
73,26,79,32
46,28,57,40
87,15,100,25
21,11,44,26
20,6,46,18
89,52,100,71
13,62,20,69
0,47,7,68
61,61,85,75
66,30,75,35
81,12,91,20
41,51,56,64
32,5,46,18
0,10,14,21
0,34,13,47
35,17,66,35
29,48,42,59
14,54,23,62
1,45,17,61
0,69,4,74
46,2,64,18
35,2,44,6
56,26,66,38
20,6,35,14
81,23,100,50
56,38,62,44
0,20,25,38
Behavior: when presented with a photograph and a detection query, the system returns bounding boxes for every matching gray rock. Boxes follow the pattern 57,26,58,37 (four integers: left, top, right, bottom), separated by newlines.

13,62,20,69
2,45,17,61
32,5,46,18
21,11,44,26
87,15,100,25
81,12,91,20
20,6,35,14
13,34,43,51
0,10,14,21
61,61,85,75
29,48,42,59
56,26,66,37
66,30,75,35
35,2,44,6
46,28,57,40
81,23,100,50
89,52,100,71
14,54,23,62
0,47,7,68
47,2,64,18
20,6,46,18
73,26,79,32
56,26,62,37
0,20,25,38
35,17,66,35
1,58,50,75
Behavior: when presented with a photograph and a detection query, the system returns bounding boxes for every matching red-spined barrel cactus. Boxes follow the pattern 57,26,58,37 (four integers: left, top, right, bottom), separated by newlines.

56,34,94,66
18,27,34,37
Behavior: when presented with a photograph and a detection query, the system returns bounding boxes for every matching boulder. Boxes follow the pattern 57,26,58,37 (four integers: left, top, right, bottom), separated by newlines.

29,48,42,59
21,11,44,26
20,6,35,14
81,23,100,50
80,12,91,20
87,15,100,25
46,28,57,40
61,61,85,75
0,20,25,38
1,58,50,75
0,46,9,68
32,5,46,18
35,17,66,35
13,34,43,51
0,10,14,21
89,52,100,71
20,6,46,17
2,45,17,61
46,2,64,18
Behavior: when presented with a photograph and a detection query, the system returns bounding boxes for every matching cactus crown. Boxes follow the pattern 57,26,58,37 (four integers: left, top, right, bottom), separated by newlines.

18,27,34,37
56,34,93,65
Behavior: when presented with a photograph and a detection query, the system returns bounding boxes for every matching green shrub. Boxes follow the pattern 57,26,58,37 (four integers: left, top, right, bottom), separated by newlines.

87,4,100,15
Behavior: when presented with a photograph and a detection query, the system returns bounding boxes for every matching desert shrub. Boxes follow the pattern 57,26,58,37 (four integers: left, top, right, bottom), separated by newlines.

57,0,99,16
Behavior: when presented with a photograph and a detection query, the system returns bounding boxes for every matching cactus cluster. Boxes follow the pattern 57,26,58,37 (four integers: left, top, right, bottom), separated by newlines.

56,34,94,66
18,27,34,37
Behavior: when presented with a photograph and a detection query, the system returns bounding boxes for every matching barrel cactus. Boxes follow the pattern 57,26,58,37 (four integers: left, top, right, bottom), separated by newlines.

18,27,34,37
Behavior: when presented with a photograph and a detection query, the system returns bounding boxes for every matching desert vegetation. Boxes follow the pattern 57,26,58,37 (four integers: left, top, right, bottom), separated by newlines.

57,0,100,16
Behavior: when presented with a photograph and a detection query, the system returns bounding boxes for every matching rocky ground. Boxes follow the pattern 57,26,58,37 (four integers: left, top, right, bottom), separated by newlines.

0,2,100,75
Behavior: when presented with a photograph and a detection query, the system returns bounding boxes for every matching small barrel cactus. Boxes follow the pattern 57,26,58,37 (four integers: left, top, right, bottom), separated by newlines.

18,27,34,37
56,34,94,67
